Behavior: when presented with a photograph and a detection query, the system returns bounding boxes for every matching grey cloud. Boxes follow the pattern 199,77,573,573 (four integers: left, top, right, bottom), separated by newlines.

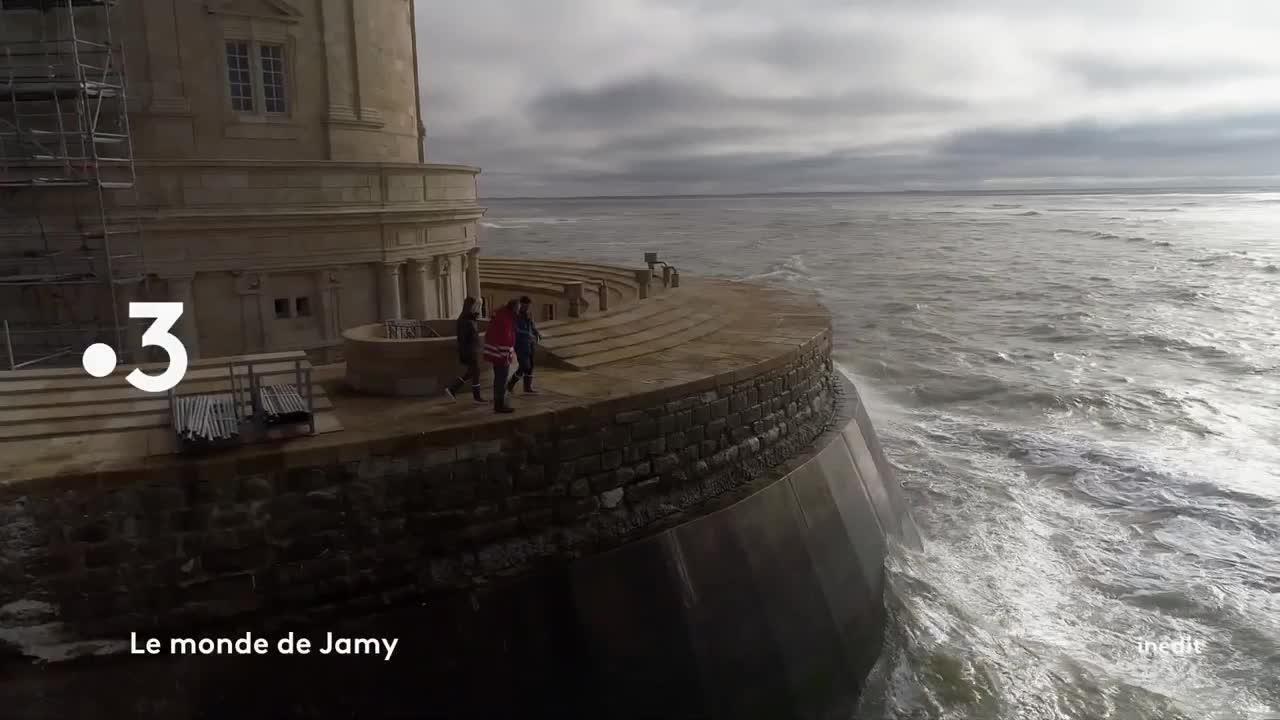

476,113,1280,196
940,114,1280,161
1062,54,1271,90
528,74,963,132
415,0,1280,195
592,126,774,156
716,24,905,72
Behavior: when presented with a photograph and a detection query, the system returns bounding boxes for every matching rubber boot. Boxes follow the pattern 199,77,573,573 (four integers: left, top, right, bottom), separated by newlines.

523,375,536,394
472,384,484,403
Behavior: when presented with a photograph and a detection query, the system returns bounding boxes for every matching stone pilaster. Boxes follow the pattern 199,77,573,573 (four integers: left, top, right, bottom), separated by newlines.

140,1,189,114
320,0,358,124
233,272,264,354
167,274,200,360
115,281,139,363
314,269,342,340
379,262,403,320
256,273,275,351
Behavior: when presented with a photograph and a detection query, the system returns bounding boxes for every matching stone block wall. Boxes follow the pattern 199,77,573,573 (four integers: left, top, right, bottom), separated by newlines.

0,333,835,655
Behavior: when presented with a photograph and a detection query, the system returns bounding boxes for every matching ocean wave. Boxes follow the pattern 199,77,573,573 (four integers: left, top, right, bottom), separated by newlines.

1189,254,1232,265
1025,323,1093,344
1169,288,1211,303
881,300,928,314
1053,229,1142,242
490,216,579,226
1063,460,1279,542
479,221,528,229
1099,331,1245,368
1015,210,1042,216
1152,240,1173,247
988,203,1023,209
1262,264,1279,274
736,269,790,282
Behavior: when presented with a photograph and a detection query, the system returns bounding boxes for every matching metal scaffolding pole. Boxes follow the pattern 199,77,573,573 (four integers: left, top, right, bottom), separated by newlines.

0,0,145,368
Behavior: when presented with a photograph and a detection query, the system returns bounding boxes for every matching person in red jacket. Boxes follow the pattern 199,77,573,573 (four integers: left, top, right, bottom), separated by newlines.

483,298,519,413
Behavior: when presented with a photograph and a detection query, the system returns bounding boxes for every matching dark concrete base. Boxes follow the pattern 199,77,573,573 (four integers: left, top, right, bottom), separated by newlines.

2,376,919,720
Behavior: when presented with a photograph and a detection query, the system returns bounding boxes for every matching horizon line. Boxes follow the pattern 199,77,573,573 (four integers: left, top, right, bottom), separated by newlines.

480,184,1280,202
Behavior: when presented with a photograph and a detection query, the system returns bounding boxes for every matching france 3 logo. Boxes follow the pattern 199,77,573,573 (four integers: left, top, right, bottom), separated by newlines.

80,302,189,393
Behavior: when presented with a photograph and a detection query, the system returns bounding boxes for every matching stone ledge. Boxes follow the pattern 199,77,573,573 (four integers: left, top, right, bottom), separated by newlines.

1,311,836,651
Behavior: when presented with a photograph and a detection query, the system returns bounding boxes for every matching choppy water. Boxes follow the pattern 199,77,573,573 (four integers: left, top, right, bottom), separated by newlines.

481,191,1280,720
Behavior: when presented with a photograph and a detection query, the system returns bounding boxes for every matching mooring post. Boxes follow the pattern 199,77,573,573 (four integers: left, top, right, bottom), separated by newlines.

633,269,651,299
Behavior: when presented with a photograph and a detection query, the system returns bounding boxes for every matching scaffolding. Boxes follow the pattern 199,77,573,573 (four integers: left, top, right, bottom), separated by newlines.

0,0,144,368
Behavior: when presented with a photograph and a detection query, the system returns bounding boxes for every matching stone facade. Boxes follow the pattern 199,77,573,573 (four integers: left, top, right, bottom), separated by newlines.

123,0,423,162
0,0,484,363
0,333,834,651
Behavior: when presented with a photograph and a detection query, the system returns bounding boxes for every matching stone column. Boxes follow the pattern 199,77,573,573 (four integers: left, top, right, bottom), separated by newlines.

406,259,431,320
434,256,452,317
465,247,481,303
168,274,200,360
379,262,402,320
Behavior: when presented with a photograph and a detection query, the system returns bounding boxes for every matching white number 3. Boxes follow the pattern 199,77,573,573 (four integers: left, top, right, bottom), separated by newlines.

126,302,189,393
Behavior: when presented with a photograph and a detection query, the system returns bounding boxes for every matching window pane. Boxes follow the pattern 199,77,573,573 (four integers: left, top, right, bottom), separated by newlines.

225,41,253,112
295,297,311,317
259,44,288,114
274,298,290,319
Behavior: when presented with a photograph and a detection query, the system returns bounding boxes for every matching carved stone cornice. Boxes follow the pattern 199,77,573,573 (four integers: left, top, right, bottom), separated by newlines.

204,0,303,23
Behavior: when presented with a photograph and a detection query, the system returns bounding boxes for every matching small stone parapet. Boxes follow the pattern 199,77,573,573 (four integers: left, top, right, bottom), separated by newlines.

341,319,484,396
0,331,835,656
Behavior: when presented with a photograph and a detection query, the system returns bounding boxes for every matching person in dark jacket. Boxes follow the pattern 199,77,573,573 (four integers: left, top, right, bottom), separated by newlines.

483,298,519,413
445,297,483,402
507,296,543,394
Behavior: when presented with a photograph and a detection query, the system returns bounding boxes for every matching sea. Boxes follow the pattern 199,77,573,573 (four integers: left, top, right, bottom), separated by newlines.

479,190,1280,720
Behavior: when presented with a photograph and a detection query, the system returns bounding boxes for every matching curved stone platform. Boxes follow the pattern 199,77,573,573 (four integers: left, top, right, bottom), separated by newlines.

0,276,920,719
0,375,920,719
538,280,728,368
477,257,647,317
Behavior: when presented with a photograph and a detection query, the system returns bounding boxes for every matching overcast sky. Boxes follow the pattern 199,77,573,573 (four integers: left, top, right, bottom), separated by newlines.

414,0,1280,197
